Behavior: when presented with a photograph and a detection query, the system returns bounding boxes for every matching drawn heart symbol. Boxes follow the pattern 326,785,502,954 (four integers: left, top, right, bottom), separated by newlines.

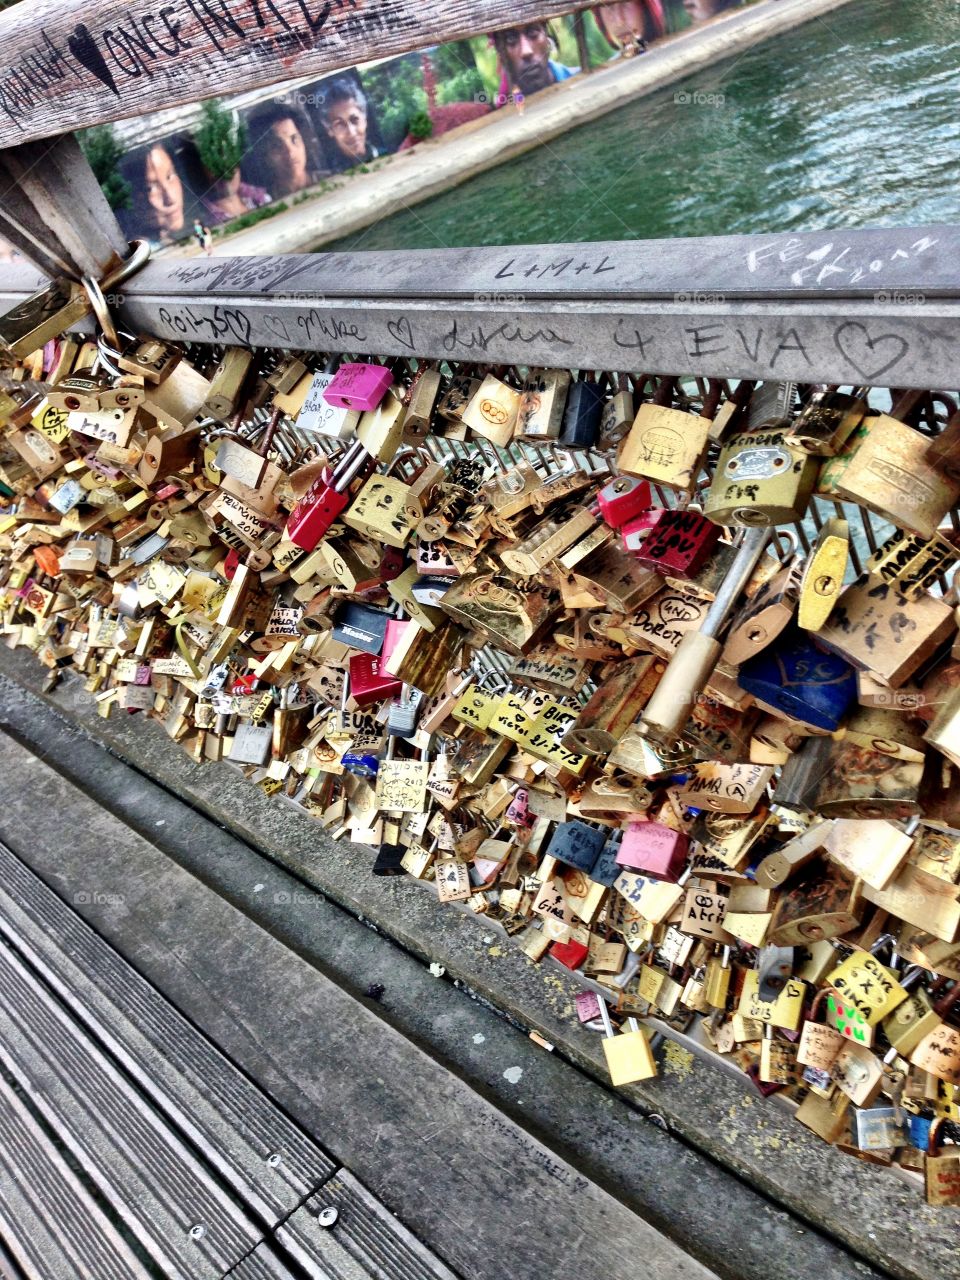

833,322,908,380
264,314,291,343
387,316,415,350
67,23,119,97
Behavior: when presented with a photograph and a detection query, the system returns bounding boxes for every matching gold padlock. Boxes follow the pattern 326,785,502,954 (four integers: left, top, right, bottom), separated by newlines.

797,517,849,631
618,379,710,494
516,368,570,440
704,421,819,527
343,474,422,548
462,374,521,447
817,411,960,538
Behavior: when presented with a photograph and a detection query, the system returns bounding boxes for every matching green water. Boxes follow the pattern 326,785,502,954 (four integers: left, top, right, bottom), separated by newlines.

327,0,960,252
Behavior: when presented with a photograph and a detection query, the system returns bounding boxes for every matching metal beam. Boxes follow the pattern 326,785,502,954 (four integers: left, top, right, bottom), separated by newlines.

1,226,957,388
0,0,594,147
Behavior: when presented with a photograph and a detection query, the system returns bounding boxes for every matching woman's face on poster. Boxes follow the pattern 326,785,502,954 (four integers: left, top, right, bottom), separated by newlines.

324,97,369,161
600,2,648,40
144,146,184,234
265,117,309,191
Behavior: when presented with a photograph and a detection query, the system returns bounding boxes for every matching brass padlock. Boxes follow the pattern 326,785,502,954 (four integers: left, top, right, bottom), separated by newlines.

516,368,570,440
797,517,849,632
817,410,960,538
704,422,819,527
817,577,955,688
785,386,868,456
439,571,558,656
867,527,960,600
462,374,521,447
343,474,422,548
0,278,90,358
618,378,710,494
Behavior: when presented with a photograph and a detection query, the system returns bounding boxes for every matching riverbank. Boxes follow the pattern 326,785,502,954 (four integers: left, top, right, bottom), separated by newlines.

171,0,858,259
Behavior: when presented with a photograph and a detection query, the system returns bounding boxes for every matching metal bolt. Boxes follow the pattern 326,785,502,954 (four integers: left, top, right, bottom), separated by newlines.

267,1153,282,1168
189,1224,206,1240
317,1207,338,1229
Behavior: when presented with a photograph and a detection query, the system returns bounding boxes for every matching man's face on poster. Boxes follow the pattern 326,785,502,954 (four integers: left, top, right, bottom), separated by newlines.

324,98,369,162
144,146,184,234
266,117,308,192
500,24,554,95
600,2,648,41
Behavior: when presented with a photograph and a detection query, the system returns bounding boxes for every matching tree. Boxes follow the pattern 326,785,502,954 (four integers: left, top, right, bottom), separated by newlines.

193,99,248,183
79,125,131,212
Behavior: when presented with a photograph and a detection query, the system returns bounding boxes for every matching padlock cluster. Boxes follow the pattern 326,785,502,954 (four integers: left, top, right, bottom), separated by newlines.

1,286,960,1204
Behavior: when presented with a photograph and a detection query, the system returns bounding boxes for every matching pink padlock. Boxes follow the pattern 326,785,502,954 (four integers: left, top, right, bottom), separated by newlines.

323,362,393,411
615,818,689,882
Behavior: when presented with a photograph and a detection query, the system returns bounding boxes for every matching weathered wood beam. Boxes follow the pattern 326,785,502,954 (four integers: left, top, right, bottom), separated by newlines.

0,133,129,279
0,0,594,147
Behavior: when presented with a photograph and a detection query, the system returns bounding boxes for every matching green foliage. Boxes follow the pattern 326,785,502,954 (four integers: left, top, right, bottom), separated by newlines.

364,56,427,150
79,125,131,211
408,111,434,141
433,39,477,80
437,66,484,106
193,99,248,183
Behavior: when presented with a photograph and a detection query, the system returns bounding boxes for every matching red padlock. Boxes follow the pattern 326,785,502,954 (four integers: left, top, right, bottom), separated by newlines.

615,818,689,882
349,652,402,707
286,443,370,551
622,507,669,552
632,509,719,581
596,476,653,528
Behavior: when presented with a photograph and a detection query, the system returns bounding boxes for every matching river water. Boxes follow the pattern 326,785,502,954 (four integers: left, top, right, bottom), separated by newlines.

327,0,960,252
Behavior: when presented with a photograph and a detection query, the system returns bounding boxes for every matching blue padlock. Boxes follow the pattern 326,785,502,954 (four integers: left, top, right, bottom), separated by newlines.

589,830,625,888
546,820,606,874
908,1113,933,1151
737,628,857,731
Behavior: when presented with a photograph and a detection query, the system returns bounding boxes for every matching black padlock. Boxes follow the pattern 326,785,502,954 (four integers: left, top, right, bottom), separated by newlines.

560,376,605,448
546,819,606,873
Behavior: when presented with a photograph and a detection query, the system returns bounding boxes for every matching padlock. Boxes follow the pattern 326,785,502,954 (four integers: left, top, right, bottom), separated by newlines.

561,655,664,756
439,571,558,656
704,946,732,1009
632,508,720,581
203,347,255,420
595,476,653,529
722,559,802,666
921,1120,960,1205
545,820,606,874
387,687,424,737
616,819,689,883
286,444,372,552
596,997,658,1085
767,859,863,946
868,527,960,601
704,422,819,527
323,362,393,411
785,386,868,456
0,278,91,358
618,377,710,493
400,365,441,440
462,374,521,447
598,374,635,447
349,652,402,707
737,628,858,732
343,473,422,549
797,517,849,632
823,818,913,891
516,368,570,440
116,335,183,386
817,407,960,538
817,577,956,689
560,374,605,448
